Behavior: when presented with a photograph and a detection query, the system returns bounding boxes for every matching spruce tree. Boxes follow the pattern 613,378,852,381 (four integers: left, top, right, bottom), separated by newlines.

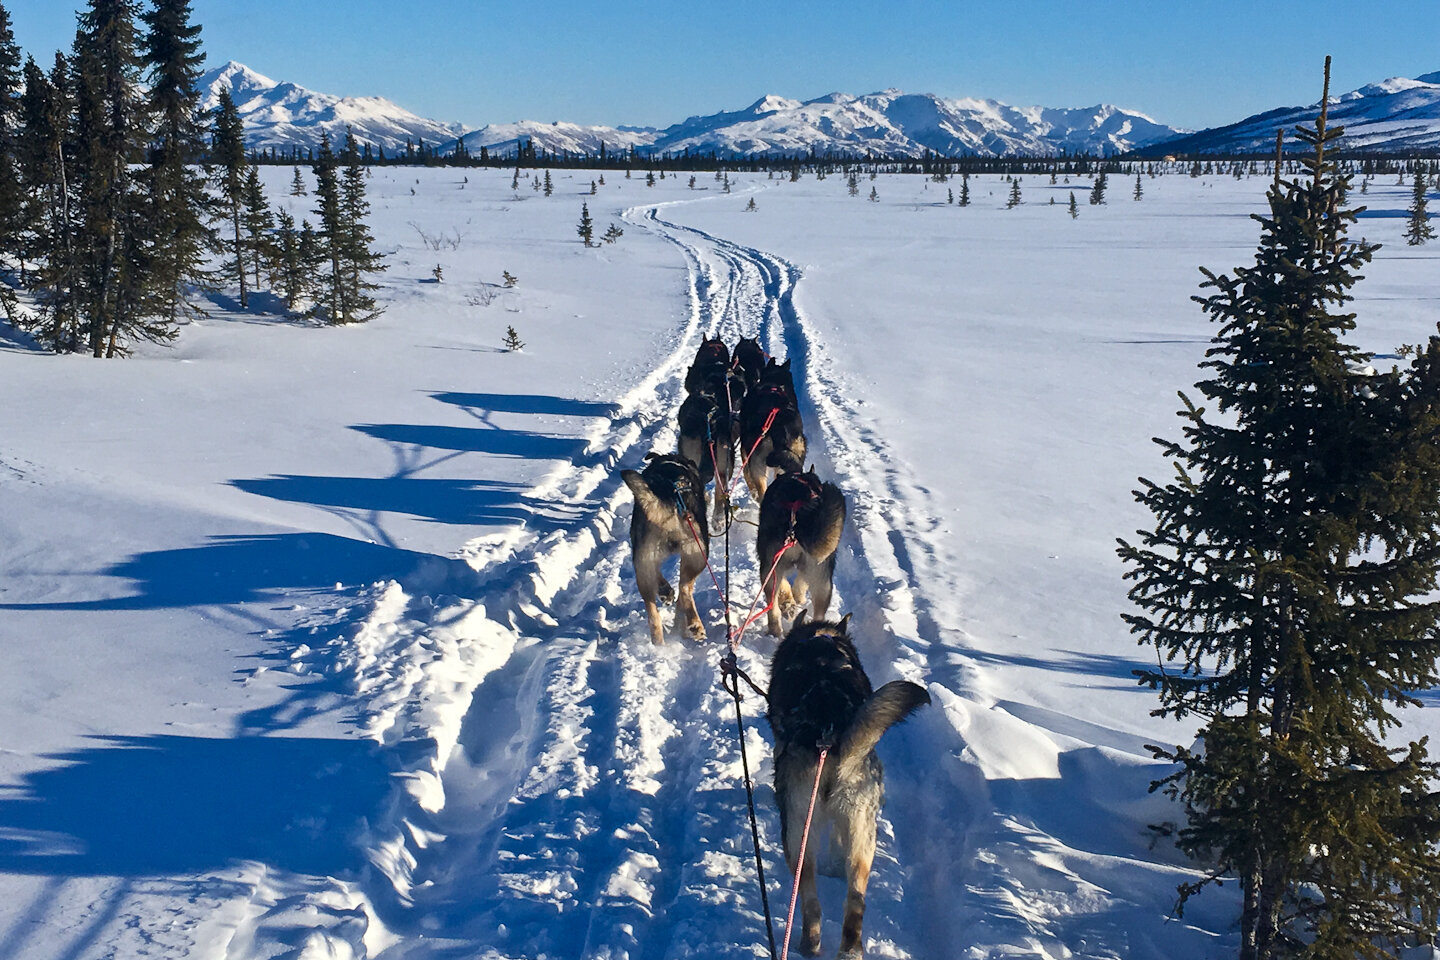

73,0,168,357
1089,169,1108,205
577,202,593,246
332,131,384,322
1068,190,1078,218
139,0,211,324
240,165,273,291
17,54,79,350
311,132,344,321
1118,60,1440,960
0,1,23,278
958,173,970,207
1133,172,1144,201
211,87,248,307
1006,177,1022,209
289,165,306,196
1404,171,1435,246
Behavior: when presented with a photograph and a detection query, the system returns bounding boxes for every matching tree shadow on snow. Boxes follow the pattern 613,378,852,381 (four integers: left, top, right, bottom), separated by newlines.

431,391,620,419
0,734,392,877
0,532,448,612
231,475,583,531
352,423,585,461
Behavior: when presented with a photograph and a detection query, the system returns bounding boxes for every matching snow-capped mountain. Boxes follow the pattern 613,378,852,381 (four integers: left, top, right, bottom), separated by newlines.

1133,71,1440,155
453,120,659,159
199,61,466,155
647,90,1186,157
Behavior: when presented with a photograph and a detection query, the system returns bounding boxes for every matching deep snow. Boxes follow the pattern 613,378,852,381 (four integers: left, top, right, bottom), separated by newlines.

2,165,1439,960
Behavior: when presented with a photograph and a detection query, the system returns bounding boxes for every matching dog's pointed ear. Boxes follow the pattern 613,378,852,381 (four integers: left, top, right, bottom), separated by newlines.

644,451,661,462
794,609,808,627
838,612,852,633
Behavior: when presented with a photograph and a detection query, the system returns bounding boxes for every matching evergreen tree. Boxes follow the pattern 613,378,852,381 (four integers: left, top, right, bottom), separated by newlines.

72,0,167,357
503,323,524,351
868,185,878,202
311,132,344,320
17,54,79,350
240,165,273,291
289,165,306,196
1068,190,1078,219
1006,177,1022,208
577,201,593,246
1133,172,1144,201
139,0,211,324
211,87,248,307
958,173,970,207
1404,171,1435,246
542,169,552,196
334,131,384,322
1118,60,1440,960
1089,170,1108,205
0,1,23,278
272,208,306,309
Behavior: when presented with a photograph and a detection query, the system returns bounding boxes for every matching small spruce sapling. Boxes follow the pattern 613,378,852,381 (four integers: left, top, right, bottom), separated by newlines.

502,270,517,288
745,197,757,212
603,222,624,244
868,186,879,202
1405,171,1435,245
503,324,524,351
578,202,594,246
432,264,443,283
1068,191,1078,219
1006,177,1022,208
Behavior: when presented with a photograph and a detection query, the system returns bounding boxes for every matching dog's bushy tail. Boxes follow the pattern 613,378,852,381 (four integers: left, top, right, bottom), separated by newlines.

800,483,846,561
833,680,930,771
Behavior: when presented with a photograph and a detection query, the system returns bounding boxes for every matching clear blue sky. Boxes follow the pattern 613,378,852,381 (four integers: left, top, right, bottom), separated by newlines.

7,1,1437,132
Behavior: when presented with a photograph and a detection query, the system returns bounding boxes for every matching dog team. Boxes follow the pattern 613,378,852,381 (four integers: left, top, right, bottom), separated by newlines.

622,336,930,959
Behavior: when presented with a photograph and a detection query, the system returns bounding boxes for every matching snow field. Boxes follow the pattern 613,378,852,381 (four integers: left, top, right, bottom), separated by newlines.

3,165,1440,959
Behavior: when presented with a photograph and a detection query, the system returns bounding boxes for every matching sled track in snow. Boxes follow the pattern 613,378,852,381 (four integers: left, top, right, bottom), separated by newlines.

247,195,1207,960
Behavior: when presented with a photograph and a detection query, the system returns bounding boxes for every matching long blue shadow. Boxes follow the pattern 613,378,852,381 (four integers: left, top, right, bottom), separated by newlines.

431,391,620,418
0,532,432,612
0,734,391,877
353,423,584,460
230,476,581,529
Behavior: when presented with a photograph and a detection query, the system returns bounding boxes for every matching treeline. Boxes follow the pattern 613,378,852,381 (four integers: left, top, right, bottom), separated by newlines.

0,0,384,358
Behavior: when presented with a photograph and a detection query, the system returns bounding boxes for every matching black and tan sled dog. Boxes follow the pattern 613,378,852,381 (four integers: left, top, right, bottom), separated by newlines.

767,613,930,959
739,358,806,502
621,453,709,645
757,461,845,637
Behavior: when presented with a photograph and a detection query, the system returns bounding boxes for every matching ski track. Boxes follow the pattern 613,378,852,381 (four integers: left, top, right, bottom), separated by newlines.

243,191,1214,959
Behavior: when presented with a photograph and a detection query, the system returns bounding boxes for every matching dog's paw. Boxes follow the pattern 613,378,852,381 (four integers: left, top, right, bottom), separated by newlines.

799,931,822,957
657,580,675,605
684,616,707,641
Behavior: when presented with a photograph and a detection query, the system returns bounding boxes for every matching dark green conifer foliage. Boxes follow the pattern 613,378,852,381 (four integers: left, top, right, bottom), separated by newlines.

1006,177,1022,209
140,0,211,324
17,54,79,350
0,1,23,281
289,165,306,196
1068,190,1077,218
211,87,248,307
577,202,593,246
1133,172,1143,201
1404,171,1435,246
240,165,273,291
337,132,384,322
1118,59,1440,960
309,132,383,325
958,173,969,207
73,0,169,357
1089,169,1107,205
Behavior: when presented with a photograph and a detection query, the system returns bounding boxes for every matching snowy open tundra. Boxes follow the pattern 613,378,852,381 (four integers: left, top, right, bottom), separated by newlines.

2,166,1439,960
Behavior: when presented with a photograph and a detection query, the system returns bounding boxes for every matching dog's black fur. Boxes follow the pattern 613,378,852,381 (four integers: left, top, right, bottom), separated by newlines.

621,453,710,645
677,383,738,521
739,361,806,502
684,335,730,393
732,336,767,391
756,465,844,637
767,614,930,958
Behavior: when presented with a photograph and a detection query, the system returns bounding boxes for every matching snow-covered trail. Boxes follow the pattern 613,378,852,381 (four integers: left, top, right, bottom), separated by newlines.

263,190,1228,960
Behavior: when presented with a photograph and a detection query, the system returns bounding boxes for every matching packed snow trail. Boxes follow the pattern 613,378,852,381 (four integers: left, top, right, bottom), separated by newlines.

261,191,1227,960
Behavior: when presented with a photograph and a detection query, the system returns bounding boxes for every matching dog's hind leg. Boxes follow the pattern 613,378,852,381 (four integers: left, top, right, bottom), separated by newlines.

676,549,707,641
743,438,772,502
838,847,873,959
782,788,824,956
632,541,670,645
804,556,835,621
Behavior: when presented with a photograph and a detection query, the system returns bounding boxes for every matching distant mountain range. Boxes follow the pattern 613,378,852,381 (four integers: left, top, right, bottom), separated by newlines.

203,60,1440,159
1135,72,1440,155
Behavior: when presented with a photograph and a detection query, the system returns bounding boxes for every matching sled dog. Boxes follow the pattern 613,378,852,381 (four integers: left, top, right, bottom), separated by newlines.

732,336,767,391
756,462,844,637
767,613,930,958
677,382,738,523
739,359,806,502
684,335,730,393
621,453,710,645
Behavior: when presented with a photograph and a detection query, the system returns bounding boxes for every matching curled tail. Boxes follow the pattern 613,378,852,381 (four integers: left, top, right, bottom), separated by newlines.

832,680,930,773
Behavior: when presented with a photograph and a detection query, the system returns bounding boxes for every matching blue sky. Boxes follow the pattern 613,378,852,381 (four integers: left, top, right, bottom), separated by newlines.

7,1,1437,132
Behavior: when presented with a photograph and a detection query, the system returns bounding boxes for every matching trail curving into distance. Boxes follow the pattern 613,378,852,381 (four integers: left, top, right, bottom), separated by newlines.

239,193,1219,960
